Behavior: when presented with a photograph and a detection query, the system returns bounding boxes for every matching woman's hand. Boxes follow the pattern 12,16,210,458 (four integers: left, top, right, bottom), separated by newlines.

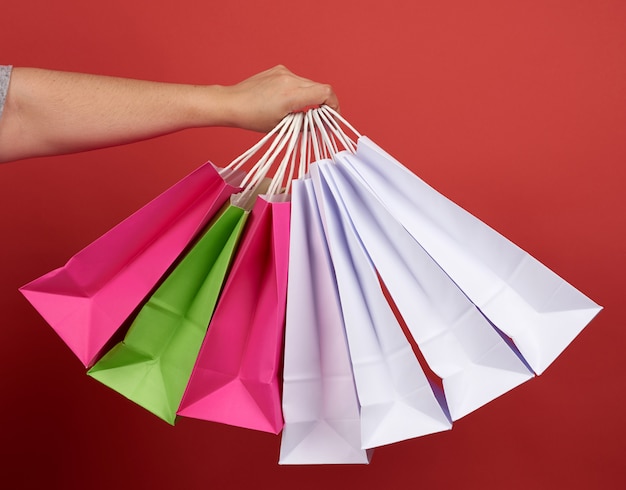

218,65,339,132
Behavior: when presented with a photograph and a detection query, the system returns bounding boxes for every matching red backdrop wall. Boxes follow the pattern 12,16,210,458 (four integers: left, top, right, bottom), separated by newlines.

1,1,624,489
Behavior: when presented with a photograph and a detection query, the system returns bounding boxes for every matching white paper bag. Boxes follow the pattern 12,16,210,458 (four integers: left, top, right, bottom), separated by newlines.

279,178,371,465
320,156,535,421
311,163,452,447
344,137,602,375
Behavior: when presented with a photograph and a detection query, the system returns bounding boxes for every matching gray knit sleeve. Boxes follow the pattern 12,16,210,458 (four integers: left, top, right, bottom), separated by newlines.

0,65,13,120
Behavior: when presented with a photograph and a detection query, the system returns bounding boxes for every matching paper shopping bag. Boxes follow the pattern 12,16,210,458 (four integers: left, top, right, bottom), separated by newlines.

279,178,371,465
312,163,453,446
320,156,534,421
87,204,247,424
344,137,602,375
20,162,240,367
177,196,289,434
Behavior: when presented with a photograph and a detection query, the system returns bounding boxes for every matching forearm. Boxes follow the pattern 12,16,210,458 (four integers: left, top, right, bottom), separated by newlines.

0,68,230,162
0,65,338,163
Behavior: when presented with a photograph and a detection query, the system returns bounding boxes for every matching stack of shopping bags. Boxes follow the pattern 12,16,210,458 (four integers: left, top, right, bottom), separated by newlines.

20,107,601,465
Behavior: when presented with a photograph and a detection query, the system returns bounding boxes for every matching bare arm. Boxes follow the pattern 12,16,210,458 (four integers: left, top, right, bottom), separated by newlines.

0,65,338,163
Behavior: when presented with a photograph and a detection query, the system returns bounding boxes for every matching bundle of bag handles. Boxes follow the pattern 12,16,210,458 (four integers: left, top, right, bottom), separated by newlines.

221,105,361,209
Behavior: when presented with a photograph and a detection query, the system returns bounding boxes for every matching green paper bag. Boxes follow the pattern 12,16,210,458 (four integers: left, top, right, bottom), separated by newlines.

88,204,248,424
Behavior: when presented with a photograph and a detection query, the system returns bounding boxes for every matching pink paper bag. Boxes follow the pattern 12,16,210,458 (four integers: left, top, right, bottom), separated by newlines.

20,163,240,367
178,195,290,434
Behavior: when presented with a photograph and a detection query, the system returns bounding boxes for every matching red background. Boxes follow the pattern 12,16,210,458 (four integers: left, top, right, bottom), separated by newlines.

1,1,624,489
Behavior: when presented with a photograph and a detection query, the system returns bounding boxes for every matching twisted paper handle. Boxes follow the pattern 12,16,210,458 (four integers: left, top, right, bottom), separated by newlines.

224,106,360,209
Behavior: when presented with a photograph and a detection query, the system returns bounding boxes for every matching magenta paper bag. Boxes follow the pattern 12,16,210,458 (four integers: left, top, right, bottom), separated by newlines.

20,163,240,367
178,195,290,434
